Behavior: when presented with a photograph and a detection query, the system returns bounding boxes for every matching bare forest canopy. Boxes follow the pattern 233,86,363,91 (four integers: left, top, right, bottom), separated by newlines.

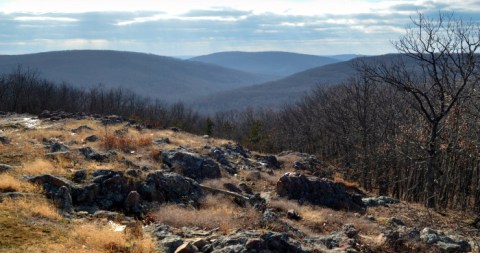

1,12,480,212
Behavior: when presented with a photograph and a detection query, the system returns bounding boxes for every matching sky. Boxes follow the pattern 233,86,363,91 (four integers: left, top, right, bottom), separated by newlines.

1,0,480,56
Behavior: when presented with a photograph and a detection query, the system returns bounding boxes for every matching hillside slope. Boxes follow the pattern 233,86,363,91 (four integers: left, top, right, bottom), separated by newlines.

193,54,413,112
0,113,475,253
0,50,271,103
193,59,356,112
190,51,340,80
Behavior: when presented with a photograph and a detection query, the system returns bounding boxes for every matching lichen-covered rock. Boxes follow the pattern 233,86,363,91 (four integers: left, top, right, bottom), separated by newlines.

78,147,109,162
55,186,73,213
0,136,10,144
0,164,14,174
27,174,73,197
420,228,471,252
362,196,400,207
138,171,204,205
254,154,282,169
161,149,221,181
276,172,365,211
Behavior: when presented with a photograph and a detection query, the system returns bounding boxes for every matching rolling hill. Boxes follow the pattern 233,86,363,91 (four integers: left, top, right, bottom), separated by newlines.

0,50,271,103
192,54,409,113
190,51,341,79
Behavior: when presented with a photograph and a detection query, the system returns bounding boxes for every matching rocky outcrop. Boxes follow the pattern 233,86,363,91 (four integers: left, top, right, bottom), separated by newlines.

421,228,471,252
138,171,204,205
161,149,221,181
363,196,400,207
150,225,311,253
254,154,282,169
29,170,204,216
78,147,115,162
293,155,322,171
276,172,365,211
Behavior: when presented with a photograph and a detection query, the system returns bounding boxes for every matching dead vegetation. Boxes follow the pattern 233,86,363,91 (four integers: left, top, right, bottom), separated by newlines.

152,194,260,234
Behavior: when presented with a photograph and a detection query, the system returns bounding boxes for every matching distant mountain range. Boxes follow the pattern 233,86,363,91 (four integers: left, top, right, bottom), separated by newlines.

192,54,408,113
192,60,357,112
0,49,374,112
190,51,343,79
0,50,271,103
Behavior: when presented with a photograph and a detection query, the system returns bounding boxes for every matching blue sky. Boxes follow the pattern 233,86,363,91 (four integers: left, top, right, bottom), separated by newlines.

1,0,480,56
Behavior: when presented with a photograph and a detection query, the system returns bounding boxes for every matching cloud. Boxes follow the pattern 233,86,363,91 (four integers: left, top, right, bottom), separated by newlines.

181,7,252,18
1,1,480,56
14,16,78,22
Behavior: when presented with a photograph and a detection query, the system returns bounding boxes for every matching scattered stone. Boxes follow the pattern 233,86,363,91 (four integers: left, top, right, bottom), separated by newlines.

408,228,421,240
276,172,365,211
161,149,221,181
254,154,282,169
342,224,358,238
39,110,52,118
73,169,87,183
50,142,69,153
420,227,471,252
174,242,198,253
0,136,9,144
153,138,170,145
163,238,185,253
71,125,93,133
362,196,400,207
389,217,406,227
84,135,98,142
170,127,180,132
238,183,253,195
191,239,208,251
0,164,14,173
223,182,242,193
287,209,302,221
79,147,109,162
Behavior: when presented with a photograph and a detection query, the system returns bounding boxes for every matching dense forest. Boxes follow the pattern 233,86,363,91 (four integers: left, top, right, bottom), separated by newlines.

1,13,480,212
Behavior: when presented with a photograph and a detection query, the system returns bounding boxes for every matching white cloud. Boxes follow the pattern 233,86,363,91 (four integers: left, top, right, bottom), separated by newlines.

14,16,78,22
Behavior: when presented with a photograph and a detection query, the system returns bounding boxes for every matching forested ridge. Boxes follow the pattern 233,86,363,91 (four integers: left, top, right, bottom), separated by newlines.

1,13,480,212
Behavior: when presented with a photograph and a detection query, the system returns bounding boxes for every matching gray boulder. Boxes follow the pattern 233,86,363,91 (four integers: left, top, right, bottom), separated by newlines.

0,164,14,173
78,147,109,162
276,172,365,211
362,196,400,207
161,149,221,181
0,136,10,144
55,186,73,213
421,227,471,252
138,171,204,205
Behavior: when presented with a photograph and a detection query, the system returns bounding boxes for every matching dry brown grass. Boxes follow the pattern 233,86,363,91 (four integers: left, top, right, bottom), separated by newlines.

0,196,156,253
333,173,361,189
153,194,260,234
62,223,156,253
149,148,162,161
102,134,152,152
0,174,41,193
269,198,380,236
1,197,61,220
20,158,59,175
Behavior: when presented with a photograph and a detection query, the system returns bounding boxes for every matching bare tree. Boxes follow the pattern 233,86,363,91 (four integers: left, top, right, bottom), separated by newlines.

360,12,480,208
